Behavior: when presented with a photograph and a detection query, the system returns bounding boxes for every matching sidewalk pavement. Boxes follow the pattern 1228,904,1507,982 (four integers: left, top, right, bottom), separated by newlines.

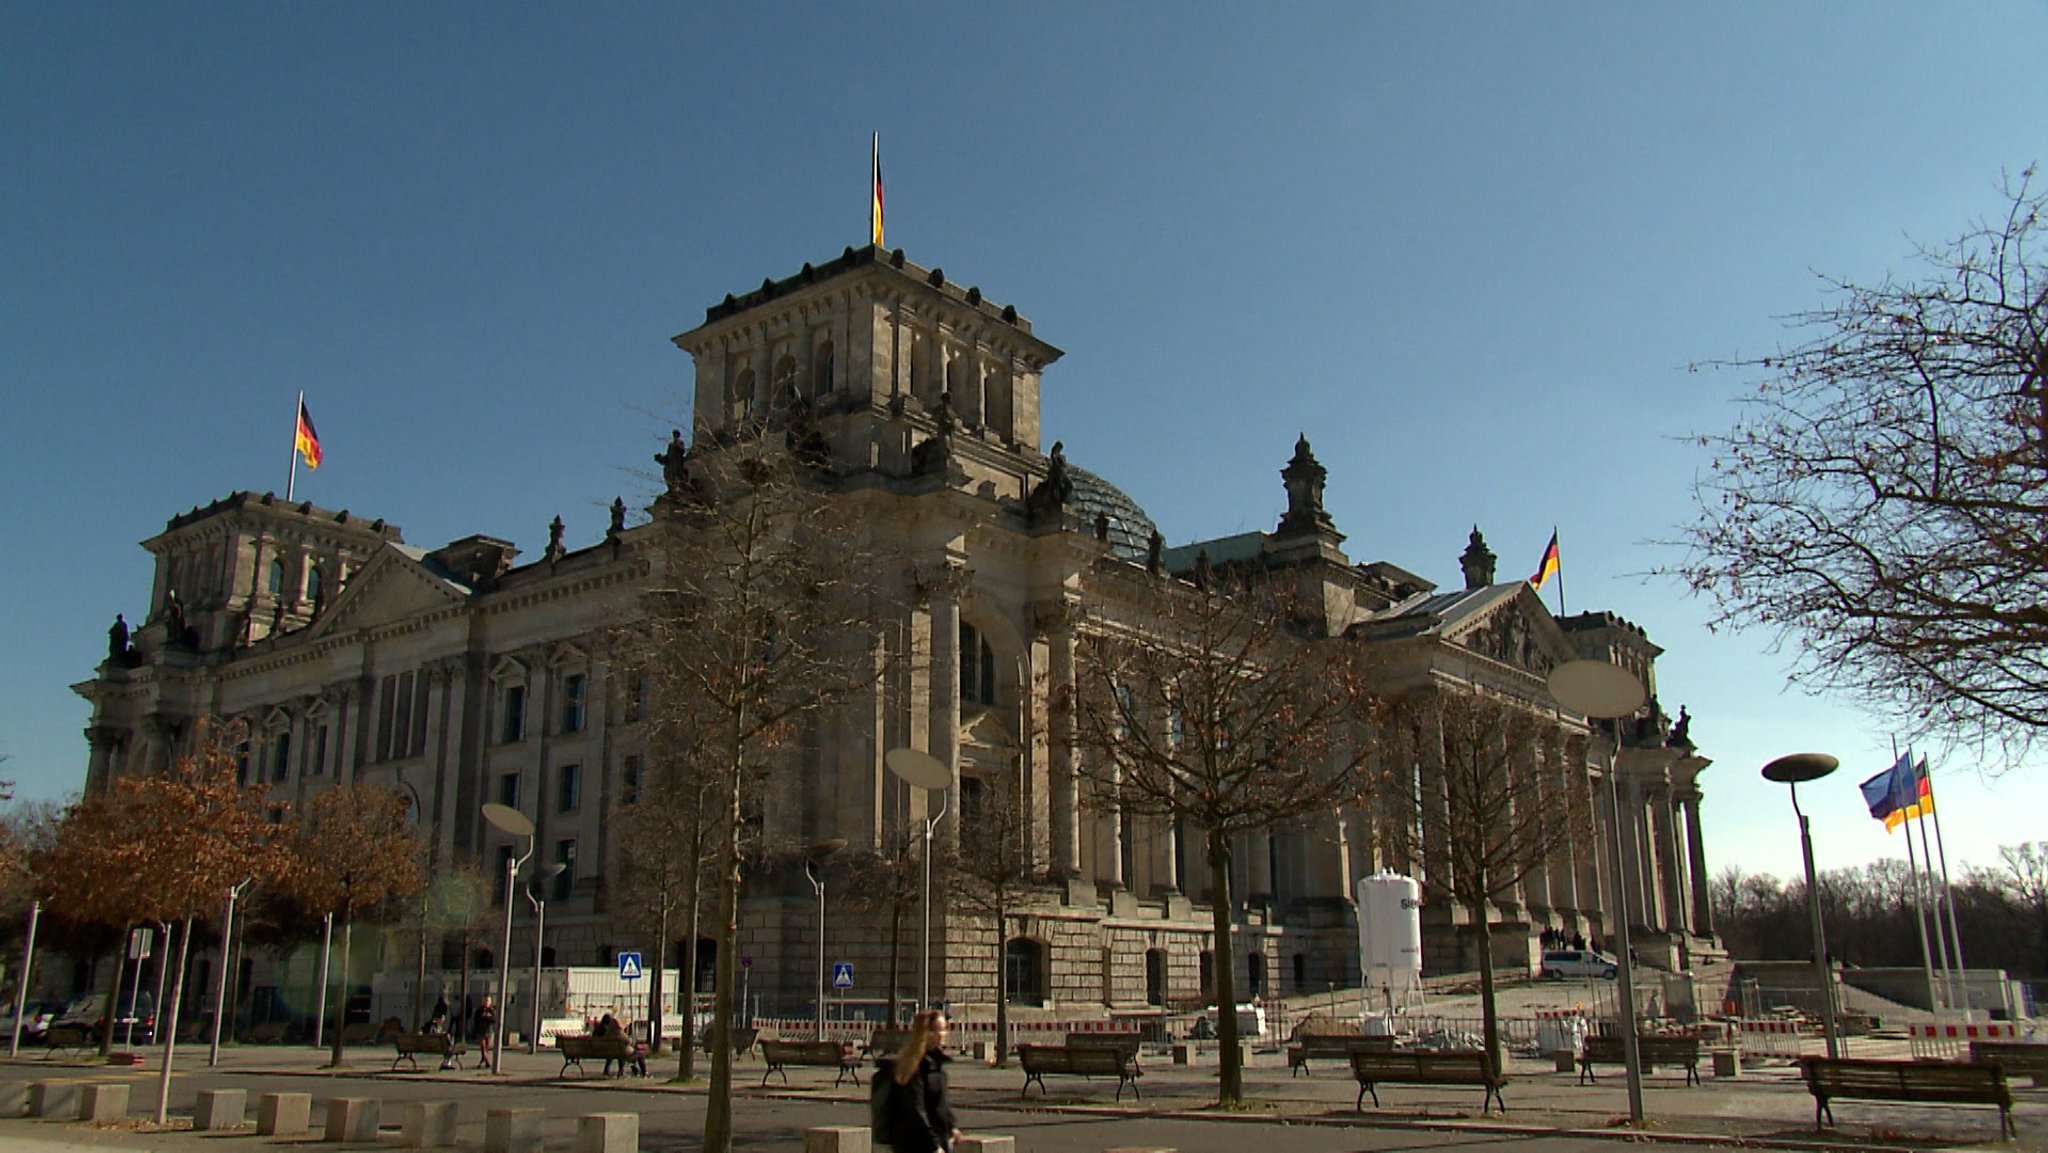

3,1034,2043,1152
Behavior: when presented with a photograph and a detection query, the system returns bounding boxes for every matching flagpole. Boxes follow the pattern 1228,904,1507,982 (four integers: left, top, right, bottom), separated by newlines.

1891,741,1940,1015
287,390,303,502
1553,528,1566,617
1914,796,1956,1015
1923,758,1971,1020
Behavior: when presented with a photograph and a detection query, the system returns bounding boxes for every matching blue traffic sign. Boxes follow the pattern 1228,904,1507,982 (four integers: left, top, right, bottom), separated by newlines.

831,962,854,990
618,951,643,980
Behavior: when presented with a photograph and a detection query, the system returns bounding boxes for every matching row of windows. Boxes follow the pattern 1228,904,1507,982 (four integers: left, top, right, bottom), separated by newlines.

497,838,577,902
266,557,328,602
235,725,331,786
499,764,583,815
499,672,612,744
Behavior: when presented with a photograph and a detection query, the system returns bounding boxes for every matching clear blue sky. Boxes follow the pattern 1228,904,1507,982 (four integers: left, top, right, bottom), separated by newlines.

4,4,2044,883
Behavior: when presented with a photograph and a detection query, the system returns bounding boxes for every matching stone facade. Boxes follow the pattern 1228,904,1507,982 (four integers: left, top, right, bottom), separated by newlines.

74,245,1719,1021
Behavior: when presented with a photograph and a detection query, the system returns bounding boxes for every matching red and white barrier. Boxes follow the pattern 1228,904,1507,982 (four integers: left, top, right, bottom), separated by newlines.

1909,1020,2018,1059
1737,1018,1804,1058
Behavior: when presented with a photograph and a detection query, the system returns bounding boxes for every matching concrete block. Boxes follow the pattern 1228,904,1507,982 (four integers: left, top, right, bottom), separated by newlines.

324,1096,380,1143
803,1127,871,1153
1170,1044,1192,1065
575,1112,639,1153
1552,1050,1576,1073
258,1092,311,1136
486,1108,544,1153
0,1081,29,1117
957,1137,1015,1153
30,1080,80,1118
79,1082,130,1124
1711,1050,1741,1079
194,1088,248,1130
405,1101,459,1148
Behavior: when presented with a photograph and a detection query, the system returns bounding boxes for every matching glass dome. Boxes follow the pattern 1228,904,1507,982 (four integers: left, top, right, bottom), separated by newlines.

1067,463,1158,562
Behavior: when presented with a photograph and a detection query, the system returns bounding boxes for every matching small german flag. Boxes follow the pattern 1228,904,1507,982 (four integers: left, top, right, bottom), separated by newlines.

295,399,323,469
871,132,885,247
1529,531,1559,590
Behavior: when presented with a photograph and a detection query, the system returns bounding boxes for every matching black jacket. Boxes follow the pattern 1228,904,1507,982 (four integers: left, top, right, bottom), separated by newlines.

882,1049,957,1153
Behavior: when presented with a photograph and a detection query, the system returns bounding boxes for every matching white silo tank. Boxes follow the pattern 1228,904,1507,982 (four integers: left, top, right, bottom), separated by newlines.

1356,871,1423,998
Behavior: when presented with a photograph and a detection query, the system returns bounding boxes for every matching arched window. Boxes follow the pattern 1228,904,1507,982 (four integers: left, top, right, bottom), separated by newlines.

1005,938,1046,1007
728,368,756,425
267,559,285,595
812,339,835,396
304,565,324,604
984,365,1012,437
958,622,997,707
772,355,798,404
1292,953,1307,989
910,335,937,406
1246,951,1266,997
1145,948,1167,1006
945,354,971,421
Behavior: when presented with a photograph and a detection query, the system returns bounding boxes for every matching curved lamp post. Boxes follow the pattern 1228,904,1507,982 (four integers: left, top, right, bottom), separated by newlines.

524,862,568,1054
885,748,952,1013
805,839,847,1040
1547,659,1649,1127
1762,752,1842,1059
481,802,536,1074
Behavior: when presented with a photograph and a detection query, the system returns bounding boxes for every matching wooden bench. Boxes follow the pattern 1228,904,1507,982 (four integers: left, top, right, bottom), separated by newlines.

1970,1040,2048,1087
557,1033,639,1077
1287,1032,1393,1077
1064,1031,1141,1063
1351,1049,1505,1115
1577,1033,1703,1086
700,1025,759,1057
757,1039,859,1086
1798,1056,2013,1140
390,1032,467,1071
865,1028,912,1058
243,1021,289,1044
40,1024,94,1058
1017,1043,1143,1101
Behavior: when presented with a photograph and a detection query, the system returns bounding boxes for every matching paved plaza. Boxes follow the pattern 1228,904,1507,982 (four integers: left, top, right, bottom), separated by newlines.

1,1027,2041,1153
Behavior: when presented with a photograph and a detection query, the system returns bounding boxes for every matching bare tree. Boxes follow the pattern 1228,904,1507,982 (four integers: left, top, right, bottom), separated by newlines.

1996,842,2048,973
609,735,722,1076
1675,171,2048,759
643,435,897,1153
1066,573,1380,1106
274,784,425,1067
1378,688,1594,1077
946,759,1038,1067
835,826,925,1029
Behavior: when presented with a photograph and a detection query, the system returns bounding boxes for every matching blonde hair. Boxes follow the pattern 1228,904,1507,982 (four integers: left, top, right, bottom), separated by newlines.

893,1009,946,1085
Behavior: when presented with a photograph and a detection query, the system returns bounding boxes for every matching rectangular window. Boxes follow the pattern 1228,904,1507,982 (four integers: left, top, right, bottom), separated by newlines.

626,676,645,723
236,741,252,787
499,772,520,810
390,672,414,757
376,676,397,760
409,673,430,756
312,724,328,777
622,756,642,805
272,733,291,783
562,674,586,734
554,840,577,901
502,685,526,743
558,764,581,813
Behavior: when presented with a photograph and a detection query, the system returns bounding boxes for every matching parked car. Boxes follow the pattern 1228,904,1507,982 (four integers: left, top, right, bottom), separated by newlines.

1540,949,1618,980
52,991,156,1045
0,1000,63,1043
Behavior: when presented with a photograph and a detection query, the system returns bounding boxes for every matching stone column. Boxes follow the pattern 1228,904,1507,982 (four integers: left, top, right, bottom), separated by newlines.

1657,786,1688,934
1045,610,1081,878
931,586,961,851
1681,791,1713,933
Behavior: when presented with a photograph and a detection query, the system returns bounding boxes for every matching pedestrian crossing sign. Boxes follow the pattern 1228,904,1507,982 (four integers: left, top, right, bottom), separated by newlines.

619,952,643,980
832,962,854,989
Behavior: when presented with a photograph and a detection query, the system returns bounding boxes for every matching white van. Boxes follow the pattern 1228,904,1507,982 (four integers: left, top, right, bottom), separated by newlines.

1540,949,1618,980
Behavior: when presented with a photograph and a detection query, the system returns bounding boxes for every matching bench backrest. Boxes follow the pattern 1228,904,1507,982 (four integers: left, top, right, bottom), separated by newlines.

1066,1033,1139,1060
1800,1057,2009,1104
1017,1044,1073,1074
558,1034,633,1055
394,1033,454,1053
1970,1041,2048,1067
761,1039,849,1064
1351,1049,1496,1083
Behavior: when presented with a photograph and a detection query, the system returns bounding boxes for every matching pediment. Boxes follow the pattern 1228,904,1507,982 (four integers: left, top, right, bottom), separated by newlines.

960,705,1019,751
302,546,470,638
1443,585,1575,676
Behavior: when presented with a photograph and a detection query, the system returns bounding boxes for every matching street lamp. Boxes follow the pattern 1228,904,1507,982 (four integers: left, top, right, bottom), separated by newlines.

1762,752,1843,1059
805,839,847,1040
525,862,568,1054
885,747,951,1013
207,878,253,1066
481,802,536,1074
1548,658,1650,1128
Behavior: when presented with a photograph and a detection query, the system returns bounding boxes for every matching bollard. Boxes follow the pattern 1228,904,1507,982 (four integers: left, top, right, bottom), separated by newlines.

956,1138,1015,1153
486,1108,544,1153
323,1097,380,1143
79,1082,131,1124
405,1101,459,1148
1552,1050,1576,1073
1711,1050,1741,1079
259,1092,312,1136
575,1112,639,1153
194,1088,248,1131
803,1126,872,1153
0,1081,29,1118
30,1080,81,1119
1170,1044,1192,1065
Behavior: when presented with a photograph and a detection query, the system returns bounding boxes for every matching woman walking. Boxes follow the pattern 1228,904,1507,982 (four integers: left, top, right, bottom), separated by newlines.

879,1010,960,1153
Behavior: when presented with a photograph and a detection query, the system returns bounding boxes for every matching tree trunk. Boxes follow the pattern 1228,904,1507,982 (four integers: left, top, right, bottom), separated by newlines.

676,876,702,1081
98,931,128,1057
329,908,352,1067
992,904,1008,1067
649,901,668,1056
1206,830,1242,1106
1471,897,1502,1078
885,900,905,1026
702,742,745,1153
